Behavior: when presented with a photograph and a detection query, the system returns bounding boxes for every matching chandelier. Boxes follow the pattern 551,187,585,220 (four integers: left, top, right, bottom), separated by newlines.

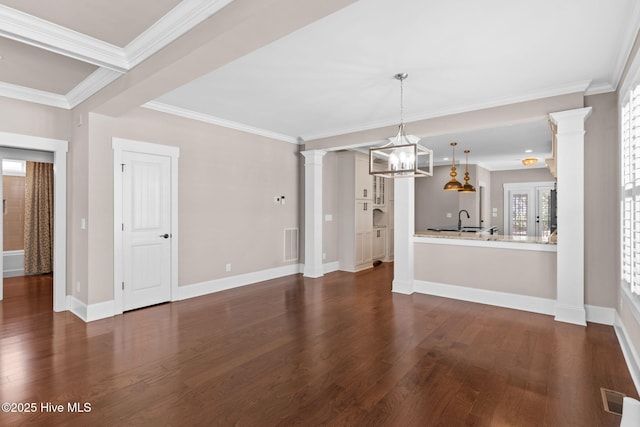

369,73,432,178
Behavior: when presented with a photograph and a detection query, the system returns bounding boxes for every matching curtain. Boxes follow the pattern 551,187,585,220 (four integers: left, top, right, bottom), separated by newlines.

24,161,54,275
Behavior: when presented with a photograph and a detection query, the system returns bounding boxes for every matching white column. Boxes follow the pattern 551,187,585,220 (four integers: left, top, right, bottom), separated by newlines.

301,150,326,278
393,177,414,294
549,107,592,326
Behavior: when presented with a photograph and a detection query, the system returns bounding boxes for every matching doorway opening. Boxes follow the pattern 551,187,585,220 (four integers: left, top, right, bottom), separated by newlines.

503,181,555,239
0,132,68,312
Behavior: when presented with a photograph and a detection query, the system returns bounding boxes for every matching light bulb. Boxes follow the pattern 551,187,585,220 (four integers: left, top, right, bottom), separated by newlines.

389,153,399,170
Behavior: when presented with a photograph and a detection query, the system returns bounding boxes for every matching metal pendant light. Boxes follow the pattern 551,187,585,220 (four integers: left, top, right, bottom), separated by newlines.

458,149,476,193
369,73,433,178
443,142,463,190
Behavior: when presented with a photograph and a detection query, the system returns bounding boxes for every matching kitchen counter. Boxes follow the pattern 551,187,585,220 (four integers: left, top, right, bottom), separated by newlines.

415,230,556,252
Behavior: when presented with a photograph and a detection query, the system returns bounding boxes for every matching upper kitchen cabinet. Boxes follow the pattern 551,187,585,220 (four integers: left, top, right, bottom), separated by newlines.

354,154,372,201
372,176,385,207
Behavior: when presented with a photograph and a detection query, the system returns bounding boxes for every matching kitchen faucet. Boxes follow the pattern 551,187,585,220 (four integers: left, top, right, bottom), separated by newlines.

458,209,470,230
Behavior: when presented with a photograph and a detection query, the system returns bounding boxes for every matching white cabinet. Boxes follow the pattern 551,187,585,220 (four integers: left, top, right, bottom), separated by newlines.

355,155,372,200
338,152,373,272
372,228,386,260
372,176,386,207
356,231,373,265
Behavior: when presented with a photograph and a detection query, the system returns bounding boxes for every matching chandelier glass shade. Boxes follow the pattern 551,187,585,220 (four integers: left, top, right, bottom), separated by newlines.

369,73,432,178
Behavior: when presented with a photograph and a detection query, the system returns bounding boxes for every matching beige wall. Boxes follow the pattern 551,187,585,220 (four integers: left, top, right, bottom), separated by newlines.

0,97,72,141
489,168,555,233
85,108,300,304
415,242,557,299
69,110,89,301
415,165,460,231
584,93,618,308
322,151,339,264
306,93,584,151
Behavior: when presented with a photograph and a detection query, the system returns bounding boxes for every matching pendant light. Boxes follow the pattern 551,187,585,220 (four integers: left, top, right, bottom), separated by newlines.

458,149,476,193
443,142,463,190
369,73,433,178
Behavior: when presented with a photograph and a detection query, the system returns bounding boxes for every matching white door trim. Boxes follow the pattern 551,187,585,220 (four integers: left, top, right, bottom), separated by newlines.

112,137,179,315
0,131,68,312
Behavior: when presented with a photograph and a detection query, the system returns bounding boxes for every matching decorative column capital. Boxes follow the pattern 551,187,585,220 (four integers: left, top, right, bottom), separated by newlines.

549,107,592,134
300,150,326,165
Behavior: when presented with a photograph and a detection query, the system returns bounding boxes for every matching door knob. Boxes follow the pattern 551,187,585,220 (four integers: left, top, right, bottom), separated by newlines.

160,233,169,239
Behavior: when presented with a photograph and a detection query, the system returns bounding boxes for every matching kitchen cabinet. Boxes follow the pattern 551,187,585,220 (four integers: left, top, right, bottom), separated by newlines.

373,176,386,207
355,155,372,200
338,152,373,272
372,228,386,260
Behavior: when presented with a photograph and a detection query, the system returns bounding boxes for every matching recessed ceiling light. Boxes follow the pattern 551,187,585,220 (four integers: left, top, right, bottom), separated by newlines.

525,149,533,153
443,157,449,161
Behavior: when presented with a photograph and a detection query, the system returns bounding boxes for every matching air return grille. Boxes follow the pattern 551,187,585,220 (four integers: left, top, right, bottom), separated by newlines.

284,227,299,262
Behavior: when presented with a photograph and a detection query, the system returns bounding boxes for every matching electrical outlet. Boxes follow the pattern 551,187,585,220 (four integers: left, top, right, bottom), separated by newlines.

323,252,326,260
76,281,81,292
225,263,232,272
446,213,452,218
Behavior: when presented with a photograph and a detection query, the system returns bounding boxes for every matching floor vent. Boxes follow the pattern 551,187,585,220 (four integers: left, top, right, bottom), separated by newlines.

601,387,625,416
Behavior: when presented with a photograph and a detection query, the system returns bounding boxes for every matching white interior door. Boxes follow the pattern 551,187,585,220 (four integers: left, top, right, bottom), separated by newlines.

122,151,171,311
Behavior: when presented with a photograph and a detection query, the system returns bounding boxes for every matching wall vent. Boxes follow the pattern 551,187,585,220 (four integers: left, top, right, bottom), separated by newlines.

284,227,299,262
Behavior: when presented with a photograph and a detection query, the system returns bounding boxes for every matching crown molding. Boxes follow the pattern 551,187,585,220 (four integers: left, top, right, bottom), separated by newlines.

0,81,69,109
585,82,616,96
609,0,640,94
143,101,299,144
125,0,234,68
302,80,592,141
0,4,127,71
66,68,123,108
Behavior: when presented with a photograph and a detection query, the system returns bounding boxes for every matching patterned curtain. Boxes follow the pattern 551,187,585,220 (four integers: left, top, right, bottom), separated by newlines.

24,162,54,275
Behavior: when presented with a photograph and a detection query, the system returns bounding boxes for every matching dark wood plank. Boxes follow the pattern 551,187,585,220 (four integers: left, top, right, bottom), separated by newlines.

0,265,636,426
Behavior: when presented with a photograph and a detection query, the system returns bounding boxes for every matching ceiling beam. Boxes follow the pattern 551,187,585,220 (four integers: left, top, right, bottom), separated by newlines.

78,0,360,117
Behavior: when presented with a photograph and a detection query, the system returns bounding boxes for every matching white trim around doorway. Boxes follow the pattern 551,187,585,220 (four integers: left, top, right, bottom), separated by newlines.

0,131,68,311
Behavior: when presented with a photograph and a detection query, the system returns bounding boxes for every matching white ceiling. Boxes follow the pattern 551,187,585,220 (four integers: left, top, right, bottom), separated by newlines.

0,0,639,170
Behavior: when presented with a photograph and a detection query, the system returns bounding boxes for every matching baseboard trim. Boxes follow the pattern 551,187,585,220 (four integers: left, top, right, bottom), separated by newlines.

554,303,587,326
413,280,615,326
392,279,414,295
3,249,25,278
178,263,302,301
585,304,616,325
3,268,25,278
323,261,340,274
414,279,557,316
615,312,640,395
67,296,115,322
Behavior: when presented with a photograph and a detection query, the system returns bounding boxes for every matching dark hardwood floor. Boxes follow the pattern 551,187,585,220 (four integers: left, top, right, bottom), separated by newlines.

0,264,637,426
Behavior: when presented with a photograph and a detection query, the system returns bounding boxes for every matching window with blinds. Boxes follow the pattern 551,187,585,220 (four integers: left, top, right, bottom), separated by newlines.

621,84,640,295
